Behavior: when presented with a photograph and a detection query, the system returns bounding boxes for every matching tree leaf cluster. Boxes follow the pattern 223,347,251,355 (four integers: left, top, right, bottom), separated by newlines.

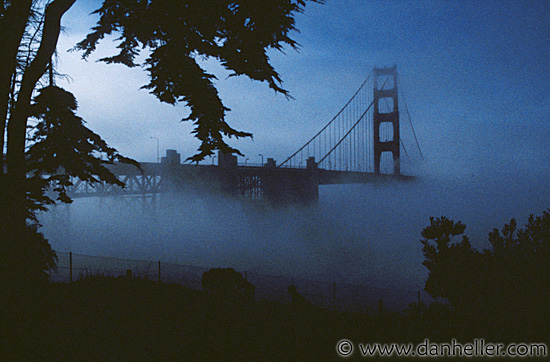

74,0,322,161
26,85,139,205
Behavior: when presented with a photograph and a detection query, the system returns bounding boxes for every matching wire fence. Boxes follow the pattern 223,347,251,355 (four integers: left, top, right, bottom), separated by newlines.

50,251,430,313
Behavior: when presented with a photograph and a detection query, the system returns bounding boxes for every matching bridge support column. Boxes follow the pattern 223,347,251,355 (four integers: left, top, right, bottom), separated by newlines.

218,151,239,195
160,149,182,191
373,66,400,175
261,158,319,206
305,157,320,203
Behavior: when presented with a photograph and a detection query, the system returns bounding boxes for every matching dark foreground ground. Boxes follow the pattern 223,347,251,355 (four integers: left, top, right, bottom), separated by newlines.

0,276,548,361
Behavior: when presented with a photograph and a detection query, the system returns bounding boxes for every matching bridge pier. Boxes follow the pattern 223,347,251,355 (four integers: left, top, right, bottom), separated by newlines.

214,152,319,206
218,152,239,196
160,149,181,192
262,157,319,206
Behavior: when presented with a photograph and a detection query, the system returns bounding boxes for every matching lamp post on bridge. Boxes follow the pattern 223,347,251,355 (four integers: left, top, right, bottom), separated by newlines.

150,136,160,163
245,158,249,166
259,154,263,166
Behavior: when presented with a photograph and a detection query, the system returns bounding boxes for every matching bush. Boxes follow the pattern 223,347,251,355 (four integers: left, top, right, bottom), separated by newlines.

420,210,550,339
201,268,254,301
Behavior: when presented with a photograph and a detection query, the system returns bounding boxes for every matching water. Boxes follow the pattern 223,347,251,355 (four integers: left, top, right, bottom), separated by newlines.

39,174,550,297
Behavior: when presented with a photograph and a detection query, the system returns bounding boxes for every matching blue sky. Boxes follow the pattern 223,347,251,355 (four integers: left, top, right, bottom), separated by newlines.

56,0,550,179
43,1,550,290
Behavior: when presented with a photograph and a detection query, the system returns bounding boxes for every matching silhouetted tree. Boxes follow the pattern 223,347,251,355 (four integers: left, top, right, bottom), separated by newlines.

1,0,319,289
420,211,550,338
1,0,79,291
484,212,550,334
1,82,137,291
420,216,483,313
27,86,138,204
1,1,138,290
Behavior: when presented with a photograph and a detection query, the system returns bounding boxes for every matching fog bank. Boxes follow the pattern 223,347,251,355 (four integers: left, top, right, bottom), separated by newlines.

40,168,550,293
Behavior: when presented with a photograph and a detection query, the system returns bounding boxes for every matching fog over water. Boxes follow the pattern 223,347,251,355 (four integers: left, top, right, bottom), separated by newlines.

40,164,550,292
38,0,550,296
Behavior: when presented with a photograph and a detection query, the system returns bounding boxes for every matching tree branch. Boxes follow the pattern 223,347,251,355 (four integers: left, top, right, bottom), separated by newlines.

7,0,76,176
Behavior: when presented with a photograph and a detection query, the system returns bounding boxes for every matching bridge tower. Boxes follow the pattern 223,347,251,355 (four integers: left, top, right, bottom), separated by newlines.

373,66,400,175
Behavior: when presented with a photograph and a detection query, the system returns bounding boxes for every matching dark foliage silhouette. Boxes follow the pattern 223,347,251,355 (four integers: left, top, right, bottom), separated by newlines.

0,224,56,293
288,284,311,307
27,85,138,204
1,83,136,291
420,210,550,339
1,0,77,291
74,0,322,162
1,0,319,289
201,267,254,301
420,216,483,314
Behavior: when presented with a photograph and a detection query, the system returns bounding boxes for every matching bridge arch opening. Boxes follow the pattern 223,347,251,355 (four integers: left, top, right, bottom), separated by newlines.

379,122,394,142
378,97,395,113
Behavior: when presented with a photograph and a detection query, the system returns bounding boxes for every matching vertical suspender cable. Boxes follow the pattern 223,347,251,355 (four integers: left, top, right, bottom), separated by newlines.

402,89,424,160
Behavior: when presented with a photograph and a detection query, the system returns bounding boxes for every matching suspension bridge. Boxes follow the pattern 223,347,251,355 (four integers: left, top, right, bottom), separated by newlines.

66,66,422,205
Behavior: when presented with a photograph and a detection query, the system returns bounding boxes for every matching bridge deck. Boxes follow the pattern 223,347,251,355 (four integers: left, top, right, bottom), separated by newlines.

65,161,414,204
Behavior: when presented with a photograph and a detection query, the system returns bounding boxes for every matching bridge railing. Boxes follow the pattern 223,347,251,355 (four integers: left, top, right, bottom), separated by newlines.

235,162,309,170
273,164,308,169
236,162,264,168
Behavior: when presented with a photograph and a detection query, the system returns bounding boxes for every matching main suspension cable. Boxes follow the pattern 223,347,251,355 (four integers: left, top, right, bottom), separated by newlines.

278,73,372,167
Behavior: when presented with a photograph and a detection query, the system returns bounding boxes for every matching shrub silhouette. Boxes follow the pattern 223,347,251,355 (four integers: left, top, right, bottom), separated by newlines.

420,210,550,338
201,268,254,301
420,216,483,315
287,285,311,307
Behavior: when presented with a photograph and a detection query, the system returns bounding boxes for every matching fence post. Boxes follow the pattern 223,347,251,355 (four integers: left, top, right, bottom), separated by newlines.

158,260,161,283
69,252,73,283
333,282,336,311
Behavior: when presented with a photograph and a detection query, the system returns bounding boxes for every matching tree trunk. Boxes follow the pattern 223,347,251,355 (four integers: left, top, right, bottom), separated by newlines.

7,0,76,176
0,0,33,175
3,0,76,280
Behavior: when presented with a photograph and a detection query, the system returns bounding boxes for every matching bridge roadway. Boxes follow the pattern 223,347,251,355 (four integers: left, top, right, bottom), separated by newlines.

66,150,414,205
